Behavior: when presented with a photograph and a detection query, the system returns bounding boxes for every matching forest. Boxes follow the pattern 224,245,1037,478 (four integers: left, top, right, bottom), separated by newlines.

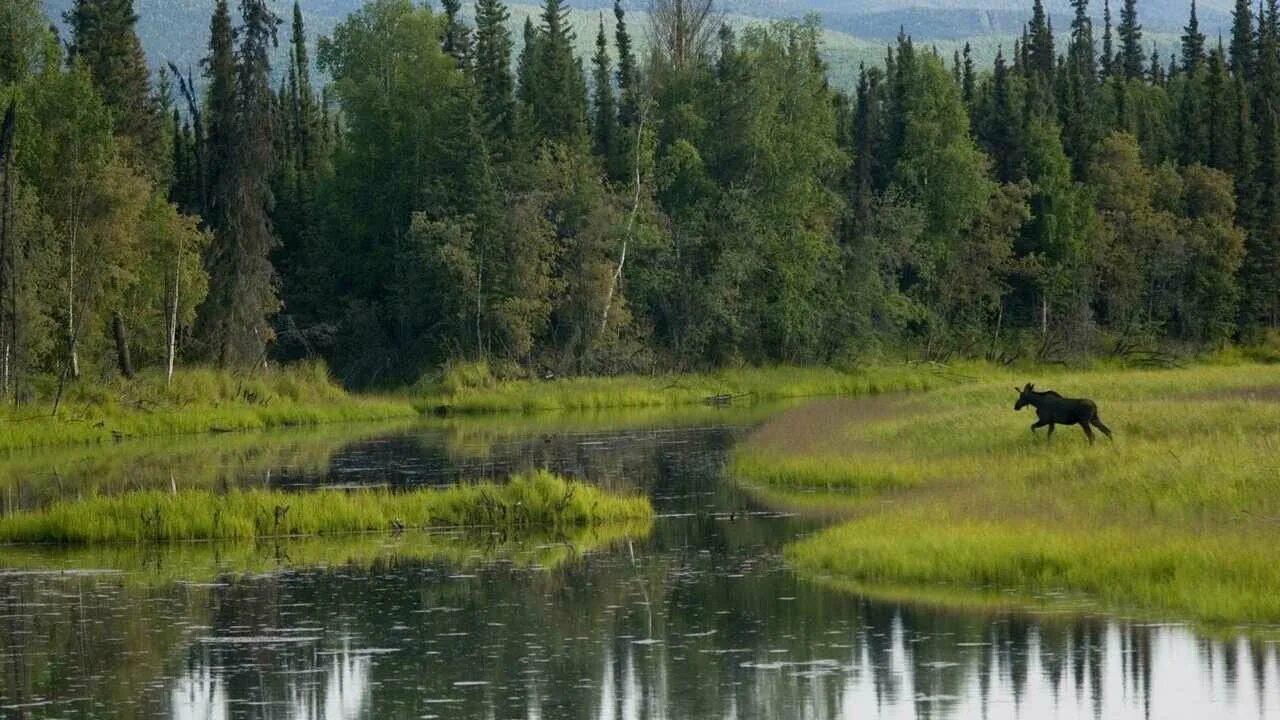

0,0,1277,392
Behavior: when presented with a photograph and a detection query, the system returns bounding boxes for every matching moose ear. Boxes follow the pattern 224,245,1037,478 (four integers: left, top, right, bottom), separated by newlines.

1013,386,1021,393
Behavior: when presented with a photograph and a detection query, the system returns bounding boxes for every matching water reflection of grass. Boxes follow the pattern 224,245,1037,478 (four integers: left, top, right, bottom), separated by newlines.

0,520,651,584
733,363,1280,625
0,419,420,510
0,471,652,543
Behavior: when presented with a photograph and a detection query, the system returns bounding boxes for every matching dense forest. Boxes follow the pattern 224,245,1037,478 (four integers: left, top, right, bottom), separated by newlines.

0,0,1276,391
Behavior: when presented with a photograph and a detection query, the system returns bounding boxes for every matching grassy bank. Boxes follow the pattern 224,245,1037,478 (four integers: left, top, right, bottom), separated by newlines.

0,470,652,544
731,362,1280,624
418,363,967,414
0,362,418,452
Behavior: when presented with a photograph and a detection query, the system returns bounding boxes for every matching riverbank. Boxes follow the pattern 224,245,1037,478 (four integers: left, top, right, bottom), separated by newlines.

731,362,1280,624
0,470,652,544
0,363,419,452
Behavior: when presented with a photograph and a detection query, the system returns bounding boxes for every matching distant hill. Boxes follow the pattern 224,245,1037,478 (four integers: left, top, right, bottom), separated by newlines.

42,0,1212,92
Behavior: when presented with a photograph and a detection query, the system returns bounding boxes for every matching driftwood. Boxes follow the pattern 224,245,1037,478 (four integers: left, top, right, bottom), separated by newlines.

704,391,752,405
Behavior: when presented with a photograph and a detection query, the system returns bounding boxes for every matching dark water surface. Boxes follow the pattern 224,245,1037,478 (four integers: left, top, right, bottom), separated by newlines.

2,408,1278,719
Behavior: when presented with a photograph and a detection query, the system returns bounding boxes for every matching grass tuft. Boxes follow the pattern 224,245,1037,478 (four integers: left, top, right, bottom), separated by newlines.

0,470,652,544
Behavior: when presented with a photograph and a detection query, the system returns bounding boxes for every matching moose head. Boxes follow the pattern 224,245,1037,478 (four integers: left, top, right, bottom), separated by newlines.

1013,383,1035,411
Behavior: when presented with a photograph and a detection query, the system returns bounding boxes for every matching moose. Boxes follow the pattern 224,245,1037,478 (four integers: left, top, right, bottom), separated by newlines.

1013,383,1113,445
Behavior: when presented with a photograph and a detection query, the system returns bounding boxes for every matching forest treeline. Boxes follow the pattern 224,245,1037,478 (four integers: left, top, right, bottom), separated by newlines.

0,0,1277,391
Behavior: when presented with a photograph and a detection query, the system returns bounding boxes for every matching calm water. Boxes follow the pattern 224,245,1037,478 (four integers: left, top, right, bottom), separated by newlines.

2,409,1279,719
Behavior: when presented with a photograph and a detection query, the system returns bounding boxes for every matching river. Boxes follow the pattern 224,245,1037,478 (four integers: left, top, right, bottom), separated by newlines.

1,406,1277,719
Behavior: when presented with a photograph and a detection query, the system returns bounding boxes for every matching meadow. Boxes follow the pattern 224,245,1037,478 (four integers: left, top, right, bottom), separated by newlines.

417,361,965,414
731,362,1280,625
0,470,652,544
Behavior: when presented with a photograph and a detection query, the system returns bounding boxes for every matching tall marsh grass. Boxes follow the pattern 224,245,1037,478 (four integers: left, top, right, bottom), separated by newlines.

419,364,964,415
733,362,1280,624
0,470,652,544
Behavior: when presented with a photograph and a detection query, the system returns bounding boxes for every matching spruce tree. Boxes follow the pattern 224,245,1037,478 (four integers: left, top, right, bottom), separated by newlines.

521,0,589,147
1182,0,1207,75
289,2,315,182
1068,0,1096,88
591,16,617,163
203,0,236,221
65,0,163,174
614,0,639,127
1204,43,1234,171
1118,0,1145,80
474,0,515,145
1231,0,1255,78
962,42,975,105
442,0,472,66
1102,0,1115,79
1029,0,1055,78
199,0,283,366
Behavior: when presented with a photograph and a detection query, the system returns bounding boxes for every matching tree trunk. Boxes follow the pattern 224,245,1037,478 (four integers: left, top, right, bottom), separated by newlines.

166,244,180,386
113,312,135,379
600,112,646,337
0,100,15,397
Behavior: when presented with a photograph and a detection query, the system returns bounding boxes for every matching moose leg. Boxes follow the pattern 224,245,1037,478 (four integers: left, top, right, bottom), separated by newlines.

1081,422,1095,445
1046,424,1055,440
1091,415,1114,440
1030,419,1048,437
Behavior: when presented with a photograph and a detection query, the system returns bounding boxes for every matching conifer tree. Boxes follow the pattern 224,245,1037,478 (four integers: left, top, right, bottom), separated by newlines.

1231,0,1255,78
962,42,975,104
203,0,236,220
199,0,282,366
441,0,472,66
1029,0,1055,78
1118,0,1145,79
65,0,163,174
289,2,315,183
520,0,589,147
1182,0,1206,74
474,0,515,145
1068,0,1096,88
1203,43,1234,170
1102,0,1115,78
614,0,639,128
591,16,617,163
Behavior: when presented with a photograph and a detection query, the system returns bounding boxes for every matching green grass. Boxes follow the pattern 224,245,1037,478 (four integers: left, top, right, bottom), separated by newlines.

0,362,418,452
0,470,652,544
418,363,966,415
731,362,1280,625
0,519,651,584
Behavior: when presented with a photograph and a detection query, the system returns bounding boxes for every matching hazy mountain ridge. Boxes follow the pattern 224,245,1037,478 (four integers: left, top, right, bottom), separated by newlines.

42,0,1209,92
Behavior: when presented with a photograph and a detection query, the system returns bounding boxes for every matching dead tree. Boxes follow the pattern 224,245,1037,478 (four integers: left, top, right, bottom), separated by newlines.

0,101,15,397
112,312,135,379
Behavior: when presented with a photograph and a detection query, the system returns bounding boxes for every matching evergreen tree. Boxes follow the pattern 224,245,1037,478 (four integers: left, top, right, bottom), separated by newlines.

1029,0,1055,78
1118,0,1145,79
441,0,472,65
614,0,639,128
1203,42,1234,171
1068,0,1097,88
474,0,515,146
1244,0,1280,328
1231,0,1255,78
64,0,163,174
1102,0,1115,79
199,0,283,366
982,48,1024,183
203,0,236,220
591,16,617,163
962,42,975,104
289,2,315,183
1182,0,1206,74
520,0,589,147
